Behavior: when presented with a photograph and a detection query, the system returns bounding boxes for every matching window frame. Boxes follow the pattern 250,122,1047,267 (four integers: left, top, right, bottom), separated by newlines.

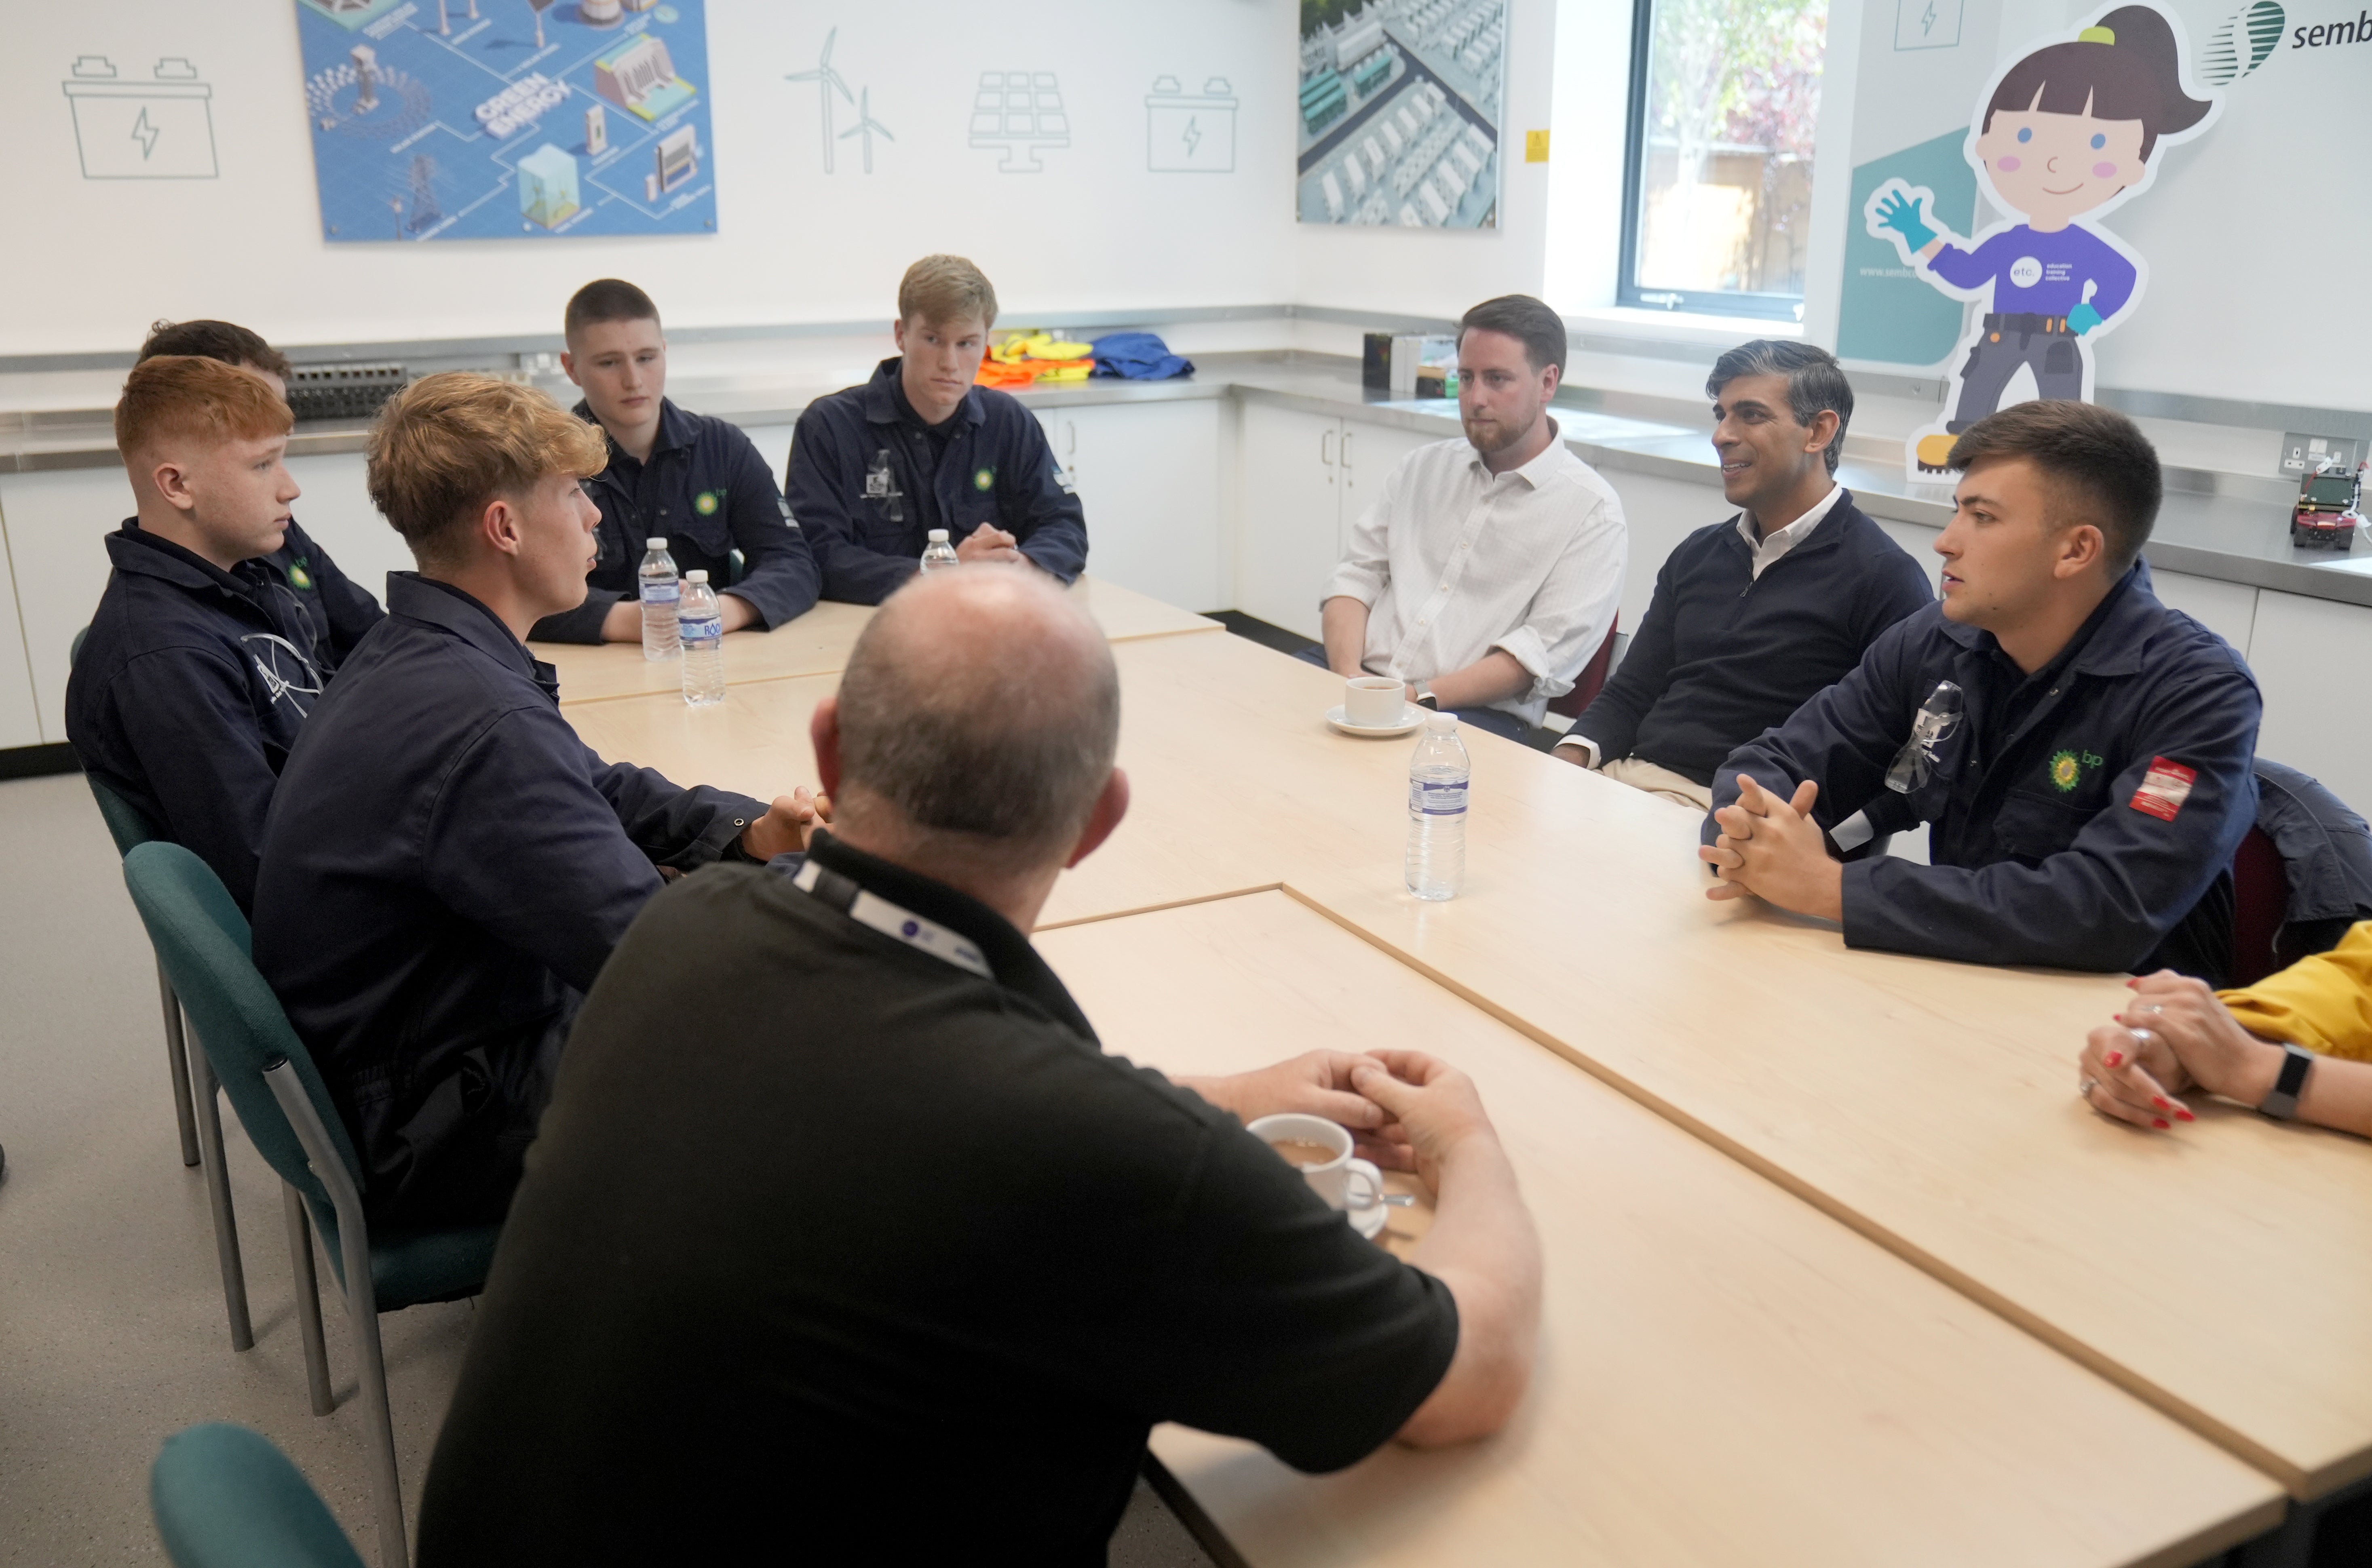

1615,0,1812,321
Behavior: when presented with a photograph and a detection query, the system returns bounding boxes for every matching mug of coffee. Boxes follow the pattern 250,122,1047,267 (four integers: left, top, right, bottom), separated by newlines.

1247,1113,1383,1216
1344,675,1405,728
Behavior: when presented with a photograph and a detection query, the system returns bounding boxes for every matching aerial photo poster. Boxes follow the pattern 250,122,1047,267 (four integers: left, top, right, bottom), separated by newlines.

1296,0,1505,228
294,0,717,243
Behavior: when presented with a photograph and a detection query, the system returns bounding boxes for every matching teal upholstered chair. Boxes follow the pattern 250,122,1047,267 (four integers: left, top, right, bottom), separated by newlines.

71,625,254,1351
124,842,501,1568
152,1423,365,1568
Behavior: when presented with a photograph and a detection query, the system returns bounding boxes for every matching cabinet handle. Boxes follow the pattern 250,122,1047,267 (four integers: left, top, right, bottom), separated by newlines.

1066,422,1076,457
1320,428,1335,467
1340,429,1355,483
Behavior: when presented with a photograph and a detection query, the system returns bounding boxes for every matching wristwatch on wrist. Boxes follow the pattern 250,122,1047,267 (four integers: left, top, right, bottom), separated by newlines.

2260,1042,2315,1121
1412,682,1439,710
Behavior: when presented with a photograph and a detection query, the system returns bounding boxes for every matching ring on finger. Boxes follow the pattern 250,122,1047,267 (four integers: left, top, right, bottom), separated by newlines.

2078,1076,2099,1099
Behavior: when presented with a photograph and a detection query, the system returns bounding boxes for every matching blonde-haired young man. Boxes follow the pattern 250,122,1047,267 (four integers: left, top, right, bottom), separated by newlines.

67,354,360,913
253,373,829,1231
785,253,1088,604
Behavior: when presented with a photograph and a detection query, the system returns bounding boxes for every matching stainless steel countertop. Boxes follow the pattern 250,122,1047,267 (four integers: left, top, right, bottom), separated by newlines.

10,351,2365,610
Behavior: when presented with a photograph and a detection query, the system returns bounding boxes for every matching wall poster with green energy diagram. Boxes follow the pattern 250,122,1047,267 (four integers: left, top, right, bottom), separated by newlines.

294,0,717,242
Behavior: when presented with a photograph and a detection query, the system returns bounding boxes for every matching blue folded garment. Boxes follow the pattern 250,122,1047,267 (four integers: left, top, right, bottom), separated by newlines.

1089,331,1193,380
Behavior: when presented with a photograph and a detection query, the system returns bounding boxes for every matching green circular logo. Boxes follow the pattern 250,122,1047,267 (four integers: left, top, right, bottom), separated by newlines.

973,467,994,492
288,563,313,590
2049,750,2082,792
694,491,719,515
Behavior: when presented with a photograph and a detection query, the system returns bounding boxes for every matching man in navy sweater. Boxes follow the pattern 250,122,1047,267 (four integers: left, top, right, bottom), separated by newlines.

1555,341,1932,809
1700,401,2260,979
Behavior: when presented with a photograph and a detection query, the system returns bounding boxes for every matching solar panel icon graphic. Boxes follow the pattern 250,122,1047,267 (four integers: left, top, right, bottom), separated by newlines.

970,71,1068,172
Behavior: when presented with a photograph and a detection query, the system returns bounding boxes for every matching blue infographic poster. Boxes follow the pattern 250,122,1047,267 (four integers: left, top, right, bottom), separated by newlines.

294,0,717,243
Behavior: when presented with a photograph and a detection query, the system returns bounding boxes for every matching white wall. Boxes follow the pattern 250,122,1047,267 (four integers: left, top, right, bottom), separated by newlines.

0,0,1317,354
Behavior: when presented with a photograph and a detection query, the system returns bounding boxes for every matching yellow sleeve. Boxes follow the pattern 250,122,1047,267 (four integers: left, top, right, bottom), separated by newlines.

2217,921,2372,1061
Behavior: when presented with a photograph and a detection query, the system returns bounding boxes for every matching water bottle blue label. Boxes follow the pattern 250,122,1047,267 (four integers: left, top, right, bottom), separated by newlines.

641,581,680,604
1410,780,1468,816
680,617,722,642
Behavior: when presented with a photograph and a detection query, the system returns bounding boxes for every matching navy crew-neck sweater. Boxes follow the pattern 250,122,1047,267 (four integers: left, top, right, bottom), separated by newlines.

1571,492,1933,785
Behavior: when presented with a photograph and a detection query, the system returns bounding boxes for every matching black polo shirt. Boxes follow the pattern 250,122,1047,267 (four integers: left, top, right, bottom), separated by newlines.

418,831,1458,1566
529,398,821,643
66,518,382,911
253,573,766,1229
784,357,1089,604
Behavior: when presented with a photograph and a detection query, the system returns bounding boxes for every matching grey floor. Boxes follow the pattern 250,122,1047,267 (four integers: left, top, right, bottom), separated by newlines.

0,771,1213,1566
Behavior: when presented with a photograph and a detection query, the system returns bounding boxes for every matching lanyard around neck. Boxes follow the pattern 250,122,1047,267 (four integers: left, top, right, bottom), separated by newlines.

791,859,992,980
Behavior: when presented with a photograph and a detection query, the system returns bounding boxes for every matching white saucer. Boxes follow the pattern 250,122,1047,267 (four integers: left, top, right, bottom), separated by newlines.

1349,1200,1389,1240
1326,703,1424,738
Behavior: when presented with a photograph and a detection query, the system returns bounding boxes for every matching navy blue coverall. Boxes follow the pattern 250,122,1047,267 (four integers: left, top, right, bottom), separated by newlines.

1708,567,2262,978
530,398,820,643
783,358,1088,605
66,518,383,911
254,573,768,1229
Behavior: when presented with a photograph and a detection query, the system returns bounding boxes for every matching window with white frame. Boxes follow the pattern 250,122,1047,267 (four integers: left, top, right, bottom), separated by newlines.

1618,0,1830,318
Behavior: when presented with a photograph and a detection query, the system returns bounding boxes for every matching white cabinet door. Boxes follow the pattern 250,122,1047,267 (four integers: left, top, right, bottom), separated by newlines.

0,466,137,743
0,490,41,750
2147,568,2258,660
1334,417,1436,558
1235,406,1344,639
1040,401,1223,612
2244,590,2372,815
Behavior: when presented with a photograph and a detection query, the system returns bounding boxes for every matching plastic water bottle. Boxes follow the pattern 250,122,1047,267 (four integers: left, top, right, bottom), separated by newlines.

919,528,959,574
637,537,680,662
1405,712,1470,901
679,570,724,707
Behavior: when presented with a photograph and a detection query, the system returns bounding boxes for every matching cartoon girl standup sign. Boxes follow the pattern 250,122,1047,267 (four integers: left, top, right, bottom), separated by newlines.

1865,5,2218,475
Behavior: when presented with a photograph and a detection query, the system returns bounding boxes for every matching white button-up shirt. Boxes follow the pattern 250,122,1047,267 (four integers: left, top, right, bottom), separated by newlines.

1735,483,1843,579
1323,421,1627,727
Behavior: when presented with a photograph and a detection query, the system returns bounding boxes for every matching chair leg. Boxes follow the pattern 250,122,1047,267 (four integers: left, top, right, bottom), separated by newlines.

158,961,200,1168
187,1047,254,1352
338,1239,409,1568
283,1184,333,1417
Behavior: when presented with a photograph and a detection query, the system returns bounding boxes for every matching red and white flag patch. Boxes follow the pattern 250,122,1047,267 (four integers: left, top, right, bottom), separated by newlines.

2129,758,2197,822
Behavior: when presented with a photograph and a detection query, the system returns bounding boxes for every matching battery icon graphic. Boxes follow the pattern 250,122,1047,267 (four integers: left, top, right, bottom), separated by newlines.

64,57,219,180
1145,76,1237,174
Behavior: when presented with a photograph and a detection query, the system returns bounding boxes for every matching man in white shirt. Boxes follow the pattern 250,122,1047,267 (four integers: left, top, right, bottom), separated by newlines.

1317,295,1627,742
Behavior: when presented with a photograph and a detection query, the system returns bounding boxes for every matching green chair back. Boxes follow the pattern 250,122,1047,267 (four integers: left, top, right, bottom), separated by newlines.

120,843,359,1233
88,775,162,858
151,1423,365,1568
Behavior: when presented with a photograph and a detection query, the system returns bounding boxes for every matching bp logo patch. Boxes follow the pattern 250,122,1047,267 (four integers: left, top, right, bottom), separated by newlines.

287,559,313,590
694,491,720,515
2048,749,2106,792
973,467,995,492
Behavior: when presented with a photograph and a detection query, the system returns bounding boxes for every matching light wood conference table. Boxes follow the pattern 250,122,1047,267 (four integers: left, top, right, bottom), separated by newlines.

533,573,1220,706
1038,891,2281,1568
570,608,2372,1545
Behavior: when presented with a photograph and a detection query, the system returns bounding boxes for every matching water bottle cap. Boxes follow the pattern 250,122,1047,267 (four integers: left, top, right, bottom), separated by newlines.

645,537,667,550
1424,711,1458,732
926,529,950,542
684,569,708,582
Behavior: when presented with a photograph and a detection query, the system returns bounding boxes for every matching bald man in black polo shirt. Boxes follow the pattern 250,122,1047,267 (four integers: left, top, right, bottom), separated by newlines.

419,568,1541,1565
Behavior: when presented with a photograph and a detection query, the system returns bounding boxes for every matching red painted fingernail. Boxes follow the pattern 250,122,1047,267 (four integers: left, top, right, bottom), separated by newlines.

2152,1096,2169,1110
2105,1052,2124,1068
2175,1109,2195,1122
2125,978,2139,988
2153,1118,2171,1129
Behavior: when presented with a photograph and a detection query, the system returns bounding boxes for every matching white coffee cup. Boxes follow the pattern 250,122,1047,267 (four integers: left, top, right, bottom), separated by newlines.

1344,674,1405,728
1247,1113,1383,1216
